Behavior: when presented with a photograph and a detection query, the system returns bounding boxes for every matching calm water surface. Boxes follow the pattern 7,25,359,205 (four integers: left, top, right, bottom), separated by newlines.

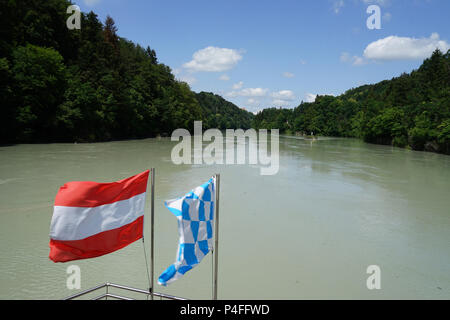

0,136,449,299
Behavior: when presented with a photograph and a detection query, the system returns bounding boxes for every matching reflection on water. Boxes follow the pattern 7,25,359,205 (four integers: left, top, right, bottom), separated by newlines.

0,136,449,299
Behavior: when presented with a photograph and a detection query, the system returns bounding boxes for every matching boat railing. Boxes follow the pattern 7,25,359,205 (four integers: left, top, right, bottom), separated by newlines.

63,282,188,300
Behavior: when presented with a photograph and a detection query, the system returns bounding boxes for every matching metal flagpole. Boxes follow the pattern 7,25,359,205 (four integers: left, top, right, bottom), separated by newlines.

212,173,220,300
150,168,155,300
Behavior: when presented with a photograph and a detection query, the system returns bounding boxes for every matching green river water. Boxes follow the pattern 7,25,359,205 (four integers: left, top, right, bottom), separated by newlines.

0,136,449,299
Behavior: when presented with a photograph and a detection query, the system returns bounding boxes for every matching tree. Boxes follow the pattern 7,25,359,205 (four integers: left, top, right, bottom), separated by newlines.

103,15,118,47
408,111,437,150
364,107,407,146
11,44,67,141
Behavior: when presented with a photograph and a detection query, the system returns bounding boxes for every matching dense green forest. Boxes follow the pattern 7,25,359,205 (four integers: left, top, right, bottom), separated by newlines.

0,0,253,143
254,49,450,155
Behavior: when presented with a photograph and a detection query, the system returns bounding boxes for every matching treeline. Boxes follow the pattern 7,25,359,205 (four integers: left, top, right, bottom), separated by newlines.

254,49,450,155
0,0,253,143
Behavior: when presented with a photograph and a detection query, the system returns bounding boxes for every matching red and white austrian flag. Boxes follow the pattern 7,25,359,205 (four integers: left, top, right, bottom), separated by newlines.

49,170,149,262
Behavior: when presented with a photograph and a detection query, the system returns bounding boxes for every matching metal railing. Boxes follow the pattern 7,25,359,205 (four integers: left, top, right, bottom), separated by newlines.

64,282,188,300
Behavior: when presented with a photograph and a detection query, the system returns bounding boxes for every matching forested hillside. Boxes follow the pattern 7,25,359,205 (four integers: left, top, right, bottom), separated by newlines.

0,0,253,143
195,92,254,130
254,49,450,155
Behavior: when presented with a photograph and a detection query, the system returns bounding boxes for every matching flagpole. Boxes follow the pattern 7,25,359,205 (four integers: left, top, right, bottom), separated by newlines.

213,173,220,300
150,168,155,300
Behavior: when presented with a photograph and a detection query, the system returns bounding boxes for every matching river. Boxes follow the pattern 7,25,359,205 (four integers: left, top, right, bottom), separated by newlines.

0,136,449,299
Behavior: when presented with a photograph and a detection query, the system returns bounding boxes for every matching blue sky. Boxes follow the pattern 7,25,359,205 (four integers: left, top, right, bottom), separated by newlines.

76,0,450,113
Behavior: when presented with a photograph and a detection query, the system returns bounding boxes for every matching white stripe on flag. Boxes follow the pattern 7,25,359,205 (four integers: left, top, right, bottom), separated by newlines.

50,192,146,241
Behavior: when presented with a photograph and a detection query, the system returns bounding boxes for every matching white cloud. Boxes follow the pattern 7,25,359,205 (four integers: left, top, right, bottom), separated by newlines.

242,88,267,97
232,81,244,90
352,56,367,66
282,72,295,78
270,90,296,107
363,33,450,61
227,87,268,98
340,52,367,66
247,98,259,105
272,99,291,106
183,46,244,72
219,74,230,81
305,93,317,103
271,90,295,101
83,0,101,6
300,59,307,65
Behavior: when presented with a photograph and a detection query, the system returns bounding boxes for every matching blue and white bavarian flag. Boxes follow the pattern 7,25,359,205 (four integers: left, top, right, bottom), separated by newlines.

158,178,215,286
